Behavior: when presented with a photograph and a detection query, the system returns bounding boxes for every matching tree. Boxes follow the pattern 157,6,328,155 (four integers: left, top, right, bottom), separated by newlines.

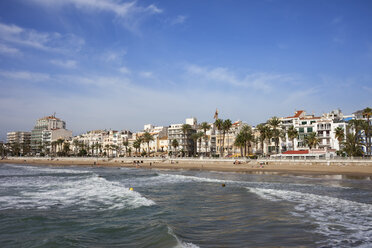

268,117,281,153
222,119,232,157
256,124,267,155
214,119,223,156
142,132,154,156
191,132,204,156
200,122,211,156
304,132,319,150
287,125,298,150
123,141,129,157
334,126,345,150
181,124,192,156
234,132,245,157
172,139,179,157
133,137,142,156
343,132,363,157
362,107,372,156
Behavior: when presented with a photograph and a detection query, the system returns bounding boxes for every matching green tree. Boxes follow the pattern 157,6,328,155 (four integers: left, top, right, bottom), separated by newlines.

268,117,281,153
214,119,223,156
234,132,245,157
334,126,345,151
287,125,298,150
133,137,142,156
181,124,192,156
362,107,372,156
191,132,204,156
123,141,129,157
304,132,319,150
222,119,232,157
200,122,211,156
143,132,154,156
172,139,179,157
343,132,363,157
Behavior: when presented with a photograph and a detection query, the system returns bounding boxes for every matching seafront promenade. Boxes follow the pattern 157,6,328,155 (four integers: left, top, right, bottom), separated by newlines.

2,156,372,176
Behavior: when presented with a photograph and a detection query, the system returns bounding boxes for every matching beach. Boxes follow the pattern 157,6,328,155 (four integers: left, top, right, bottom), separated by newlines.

2,157,372,177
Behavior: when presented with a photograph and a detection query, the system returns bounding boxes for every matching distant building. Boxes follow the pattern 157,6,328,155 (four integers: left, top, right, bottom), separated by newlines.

7,131,31,145
6,131,31,155
168,118,197,156
30,115,71,154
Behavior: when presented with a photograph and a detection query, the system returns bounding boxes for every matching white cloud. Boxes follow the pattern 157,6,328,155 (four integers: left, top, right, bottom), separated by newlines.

50,59,77,69
119,66,131,74
0,22,85,52
0,43,21,55
31,0,162,17
103,50,127,62
139,71,153,78
171,15,187,25
0,70,50,82
185,64,297,92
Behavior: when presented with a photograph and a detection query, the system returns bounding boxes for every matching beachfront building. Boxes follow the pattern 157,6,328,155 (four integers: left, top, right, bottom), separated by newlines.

349,109,372,156
138,124,168,154
195,122,216,156
30,115,71,154
6,131,31,155
42,129,73,153
278,109,348,153
168,118,197,157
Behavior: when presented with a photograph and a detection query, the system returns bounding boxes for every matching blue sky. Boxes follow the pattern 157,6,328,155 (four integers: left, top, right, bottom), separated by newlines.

1,0,372,140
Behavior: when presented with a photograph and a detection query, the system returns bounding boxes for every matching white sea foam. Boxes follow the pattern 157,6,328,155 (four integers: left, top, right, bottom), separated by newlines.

248,187,372,247
2,163,90,175
0,174,155,210
168,226,200,248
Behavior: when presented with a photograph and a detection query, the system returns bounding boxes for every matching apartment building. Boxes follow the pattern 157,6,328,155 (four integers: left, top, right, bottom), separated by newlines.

168,118,197,156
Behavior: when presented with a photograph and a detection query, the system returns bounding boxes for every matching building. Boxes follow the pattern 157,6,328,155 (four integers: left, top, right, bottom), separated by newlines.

168,118,197,156
30,115,71,154
6,131,31,155
7,131,31,145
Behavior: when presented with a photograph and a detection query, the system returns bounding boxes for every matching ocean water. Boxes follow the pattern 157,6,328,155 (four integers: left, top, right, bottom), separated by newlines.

0,164,371,248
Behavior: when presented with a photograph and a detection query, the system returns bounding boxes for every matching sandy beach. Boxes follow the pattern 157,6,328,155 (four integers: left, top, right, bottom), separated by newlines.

1,157,372,177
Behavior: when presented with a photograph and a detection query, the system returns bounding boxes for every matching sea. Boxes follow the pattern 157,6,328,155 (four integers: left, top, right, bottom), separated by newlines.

0,163,371,248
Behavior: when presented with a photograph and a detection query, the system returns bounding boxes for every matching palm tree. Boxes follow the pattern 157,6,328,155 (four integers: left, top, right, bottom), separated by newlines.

234,132,245,157
304,132,319,150
287,125,298,150
181,124,192,156
105,144,110,157
142,132,154,156
172,139,179,157
256,124,267,155
133,137,142,156
268,117,281,153
214,119,223,156
123,141,129,157
343,132,363,157
191,132,204,156
222,119,232,157
200,122,211,156
334,126,345,151
362,107,372,156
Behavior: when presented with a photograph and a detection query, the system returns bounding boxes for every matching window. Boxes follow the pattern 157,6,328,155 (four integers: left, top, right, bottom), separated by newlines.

299,128,304,133
302,121,307,125
307,127,313,133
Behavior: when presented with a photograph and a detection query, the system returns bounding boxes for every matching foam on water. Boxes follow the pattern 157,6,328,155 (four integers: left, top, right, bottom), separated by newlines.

0,174,155,210
167,226,200,248
248,187,372,247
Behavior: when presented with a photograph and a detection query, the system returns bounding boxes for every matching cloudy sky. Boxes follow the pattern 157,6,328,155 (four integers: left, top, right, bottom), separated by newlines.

1,0,371,140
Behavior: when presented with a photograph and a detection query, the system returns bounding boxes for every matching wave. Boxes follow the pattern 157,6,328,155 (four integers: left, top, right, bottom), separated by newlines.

0,174,155,211
247,187,372,247
167,226,200,248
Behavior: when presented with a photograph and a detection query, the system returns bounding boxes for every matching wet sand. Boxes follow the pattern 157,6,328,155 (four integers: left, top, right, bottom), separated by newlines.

1,157,372,177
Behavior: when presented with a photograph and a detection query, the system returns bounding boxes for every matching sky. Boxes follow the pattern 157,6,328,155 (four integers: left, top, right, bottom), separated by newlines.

1,0,372,140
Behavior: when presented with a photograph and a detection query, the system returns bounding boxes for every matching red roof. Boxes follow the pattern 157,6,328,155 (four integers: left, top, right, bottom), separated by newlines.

285,110,304,119
282,150,309,154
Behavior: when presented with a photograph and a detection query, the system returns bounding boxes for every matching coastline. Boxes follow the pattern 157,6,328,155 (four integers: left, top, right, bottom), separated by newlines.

1,157,372,177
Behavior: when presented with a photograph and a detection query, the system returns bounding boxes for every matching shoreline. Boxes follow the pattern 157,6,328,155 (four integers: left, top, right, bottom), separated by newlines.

1,157,372,178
